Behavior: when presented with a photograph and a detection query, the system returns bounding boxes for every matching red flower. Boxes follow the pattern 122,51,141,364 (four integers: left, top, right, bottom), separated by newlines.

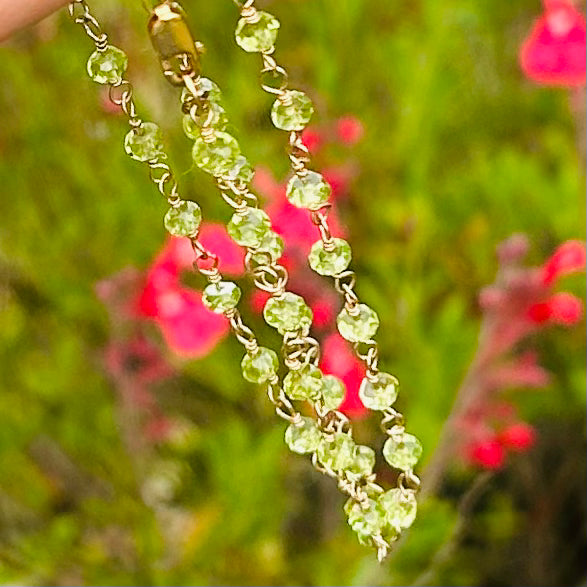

336,116,365,144
499,422,536,452
198,223,245,277
541,240,586,285
320,334,368,418
301,128,325,153
520,0,586,86
528,292,583,324
468,438,506,470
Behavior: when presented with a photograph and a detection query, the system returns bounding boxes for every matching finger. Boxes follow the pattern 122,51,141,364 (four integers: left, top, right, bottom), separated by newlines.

0,0,70,41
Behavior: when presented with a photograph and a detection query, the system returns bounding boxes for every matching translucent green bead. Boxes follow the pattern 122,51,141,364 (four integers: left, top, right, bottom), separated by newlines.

181,78,223,106
192,132,241,177
124,122,165,162
379,488,418,530
337,304,380,343
87,45,127,85
227,207,271,248
254,230,284,263
285,416,322,454
317,432,355,472
347,445,376,479
224,155,254,184
383,433,423,471
358,372,399,411
308,238,352,276
344,498,386,537
164,200,202,237
286,171,331,210
263,292,313,334
182,104,228,139
321,375,345,411
241,346,279,383
271,90,314,131
235,11,280,53
202,281,241,314
283,364,323,401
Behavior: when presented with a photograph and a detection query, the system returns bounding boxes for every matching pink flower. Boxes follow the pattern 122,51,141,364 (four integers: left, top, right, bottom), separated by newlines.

468,438,506,470
499,422,536,452
322,166,354,200
540,239,586,285
320,334,368,418
301,128,325,153
250,290,271,314
520,0,586,86
311,297,336,328
528,292,583,324
336,116,365,144
153,287,229,358
198,223,245,277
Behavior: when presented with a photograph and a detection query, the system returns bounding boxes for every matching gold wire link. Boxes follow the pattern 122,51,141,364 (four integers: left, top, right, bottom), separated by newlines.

68,1,107,48
353,340,380,377
282,332,320,371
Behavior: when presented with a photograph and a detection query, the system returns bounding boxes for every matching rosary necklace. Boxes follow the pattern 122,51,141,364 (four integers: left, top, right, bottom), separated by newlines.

69,0,422,560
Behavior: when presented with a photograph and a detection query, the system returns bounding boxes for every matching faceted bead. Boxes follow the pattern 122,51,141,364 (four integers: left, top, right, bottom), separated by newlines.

317,432,355,472
124,122,165,162
271,90,314,131
358,372,399,411
182,103,228,139
379,488,418,530
308,238,352,276
235,11,280,53
227,207,271,248
202,281,241,313
285,416,322,454
241,346,279,383
347,445,376,479
253,230,284,263
192,132,241,177
263,292,313,334
286,171,331,210
344,498,386,537
198,77,223,104
164,200,202,237
383,433,423,471
283,364,323,401
224,155,254,184
87,45,127,85
320,375,345,411
337,304,380,343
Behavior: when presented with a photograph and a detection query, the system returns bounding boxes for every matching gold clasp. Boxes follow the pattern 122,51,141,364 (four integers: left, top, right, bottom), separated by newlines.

148,2,200,85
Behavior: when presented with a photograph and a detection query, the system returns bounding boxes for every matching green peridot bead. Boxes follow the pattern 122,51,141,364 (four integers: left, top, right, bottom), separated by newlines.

224,155,254,184
383,433,423,471
241,346,279,383
283,364,323,401
263,292,313,334
202,281,241,314
164,200,202,237
358,372,399,411
317,432,355,472
235,11,280,53
379,488,418,530
286,171,331,210
181,78,223,106
344,498,386,537
227,207,271,248
337,304,380,343
182,104,228,139
347,444,376,479
285,416,321,454
253,230,284,263
87,45,127,85
308,238,352,276
192,132,241,177
320,375,345,411
124,122,165,162
271,90,314,132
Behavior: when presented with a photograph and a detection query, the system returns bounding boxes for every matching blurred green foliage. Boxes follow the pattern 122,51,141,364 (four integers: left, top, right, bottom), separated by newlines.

0,0,585,585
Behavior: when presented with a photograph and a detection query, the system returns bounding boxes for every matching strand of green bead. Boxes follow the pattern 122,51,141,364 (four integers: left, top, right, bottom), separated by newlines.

232,1,422,557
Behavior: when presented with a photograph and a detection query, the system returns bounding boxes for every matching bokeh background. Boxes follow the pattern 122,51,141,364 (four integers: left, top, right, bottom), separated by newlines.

0,0,585,585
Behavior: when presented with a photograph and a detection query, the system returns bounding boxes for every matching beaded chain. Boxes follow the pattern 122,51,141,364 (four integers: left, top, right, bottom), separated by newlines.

68,0,422,560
